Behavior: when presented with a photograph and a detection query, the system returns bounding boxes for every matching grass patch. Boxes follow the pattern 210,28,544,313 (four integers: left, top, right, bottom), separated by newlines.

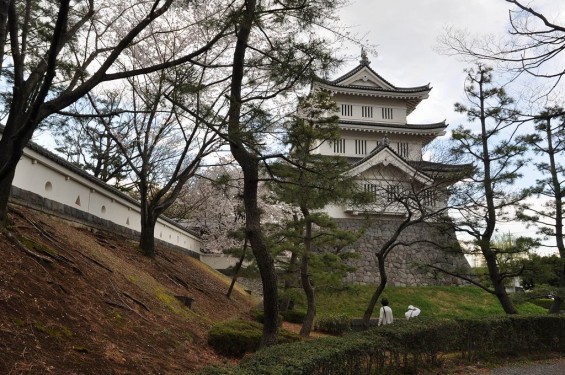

32,322,73,339
155,290,195,320
302,285,547,320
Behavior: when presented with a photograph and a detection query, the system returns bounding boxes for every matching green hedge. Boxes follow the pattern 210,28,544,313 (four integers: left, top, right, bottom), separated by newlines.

207,320,300,358
200,315,565,374
281,309,307,324
314,314,351,335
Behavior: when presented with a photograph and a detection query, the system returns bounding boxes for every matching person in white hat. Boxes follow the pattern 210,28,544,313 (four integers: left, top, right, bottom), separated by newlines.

405,305,421,320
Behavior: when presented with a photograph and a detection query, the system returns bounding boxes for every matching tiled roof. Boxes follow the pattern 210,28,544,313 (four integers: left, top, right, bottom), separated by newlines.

408,160,474,173
347,143,471,178
339,120,447,131
316,64,430,93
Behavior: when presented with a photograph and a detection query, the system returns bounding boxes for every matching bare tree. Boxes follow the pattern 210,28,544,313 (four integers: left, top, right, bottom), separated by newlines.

50,93,133,190
439,1,565,90
0,0,230,227
92,68,220,256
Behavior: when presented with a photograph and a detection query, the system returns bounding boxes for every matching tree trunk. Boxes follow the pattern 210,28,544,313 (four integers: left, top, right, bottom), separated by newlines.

483,248,518,314
299,214,315,337
545,119,564,314
227,0,278,347
0,116,34,227
363,252,387,327
0,167,15,227
226,237,248,299
139,207,156,257
241,162,279,347
280,250,298,312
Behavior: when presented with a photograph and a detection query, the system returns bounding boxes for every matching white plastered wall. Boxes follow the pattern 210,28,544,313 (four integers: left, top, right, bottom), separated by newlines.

11,146,202,254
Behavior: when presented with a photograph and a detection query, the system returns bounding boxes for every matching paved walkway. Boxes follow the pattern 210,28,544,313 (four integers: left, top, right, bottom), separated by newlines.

489,358,565,375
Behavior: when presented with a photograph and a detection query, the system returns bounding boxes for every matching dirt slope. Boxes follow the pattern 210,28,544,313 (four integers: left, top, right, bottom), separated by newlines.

0,204,255,374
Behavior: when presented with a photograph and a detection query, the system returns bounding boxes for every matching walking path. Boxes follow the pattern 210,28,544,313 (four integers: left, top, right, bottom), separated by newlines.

489,358,565,375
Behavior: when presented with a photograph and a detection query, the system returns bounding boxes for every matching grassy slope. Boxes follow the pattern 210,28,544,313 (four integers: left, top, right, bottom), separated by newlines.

306,285,546,319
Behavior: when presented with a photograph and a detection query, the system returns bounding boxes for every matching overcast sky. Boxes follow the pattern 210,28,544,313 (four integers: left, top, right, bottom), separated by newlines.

338,0,565,129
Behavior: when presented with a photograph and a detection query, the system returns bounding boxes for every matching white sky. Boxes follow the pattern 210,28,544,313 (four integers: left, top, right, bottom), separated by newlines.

337,0,564,256
338,0,565,128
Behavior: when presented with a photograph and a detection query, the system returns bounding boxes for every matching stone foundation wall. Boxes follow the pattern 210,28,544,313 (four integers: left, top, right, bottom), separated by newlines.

336,218,470,286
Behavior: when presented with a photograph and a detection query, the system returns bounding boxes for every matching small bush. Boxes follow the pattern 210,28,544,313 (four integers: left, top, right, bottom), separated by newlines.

207,320,300,358
315,314,351,335
531,298,553,310
200,315,565,375
282,309,307,324
251,309,283,327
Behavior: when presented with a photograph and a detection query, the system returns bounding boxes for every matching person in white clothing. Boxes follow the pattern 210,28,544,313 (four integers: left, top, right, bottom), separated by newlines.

378,298,393,326
405,305,421,320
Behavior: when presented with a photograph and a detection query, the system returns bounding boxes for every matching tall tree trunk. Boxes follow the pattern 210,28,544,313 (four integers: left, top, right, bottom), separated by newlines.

280,250,298,312
363,252,388,327
226,237,248,299
240,162,279,347
227,0,278,347
483,247,517,314
545,119,565,314
0,116,35,227
477,73,517,315
299,212,315,337
139,207,156,257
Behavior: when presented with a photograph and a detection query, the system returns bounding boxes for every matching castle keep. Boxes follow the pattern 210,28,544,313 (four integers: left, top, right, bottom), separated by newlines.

312,53,470,286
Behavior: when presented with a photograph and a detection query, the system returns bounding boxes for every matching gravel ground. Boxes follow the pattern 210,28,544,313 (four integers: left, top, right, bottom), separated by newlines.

489,358,565,375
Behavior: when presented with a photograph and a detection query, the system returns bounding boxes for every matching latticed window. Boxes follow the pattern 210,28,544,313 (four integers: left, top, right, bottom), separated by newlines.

333,138,346,153
396,142,409,157
361,106,373,118
363,183,379,201
422,190,437,206
382,107,393,120
355,139,367,155
341,104,353,117
386,185,401,202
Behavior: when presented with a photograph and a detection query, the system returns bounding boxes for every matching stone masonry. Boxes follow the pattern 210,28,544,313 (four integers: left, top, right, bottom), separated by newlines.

337,217,471,286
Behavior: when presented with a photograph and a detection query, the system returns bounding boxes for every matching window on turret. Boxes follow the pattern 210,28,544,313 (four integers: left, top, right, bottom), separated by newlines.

396,142,409,158
386,185,401,202
341,104,353,117
423,190,437,207
363,183,379,201
361,106,373,118
333,138,345,154
382,107,393,120
355,140,367,155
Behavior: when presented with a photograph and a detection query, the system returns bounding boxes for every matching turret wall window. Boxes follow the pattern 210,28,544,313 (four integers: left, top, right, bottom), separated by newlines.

341,104,353,117
333,138,346,154
355,139,367,155
361,106,373,118
396,142,409,158
382,107,393,120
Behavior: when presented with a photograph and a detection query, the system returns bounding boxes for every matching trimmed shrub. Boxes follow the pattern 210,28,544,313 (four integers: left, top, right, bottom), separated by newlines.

531,298,553,310
201,315,565,374
282,309,307,324
207,320,300,358
251,309,284,327
315,314,351,335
